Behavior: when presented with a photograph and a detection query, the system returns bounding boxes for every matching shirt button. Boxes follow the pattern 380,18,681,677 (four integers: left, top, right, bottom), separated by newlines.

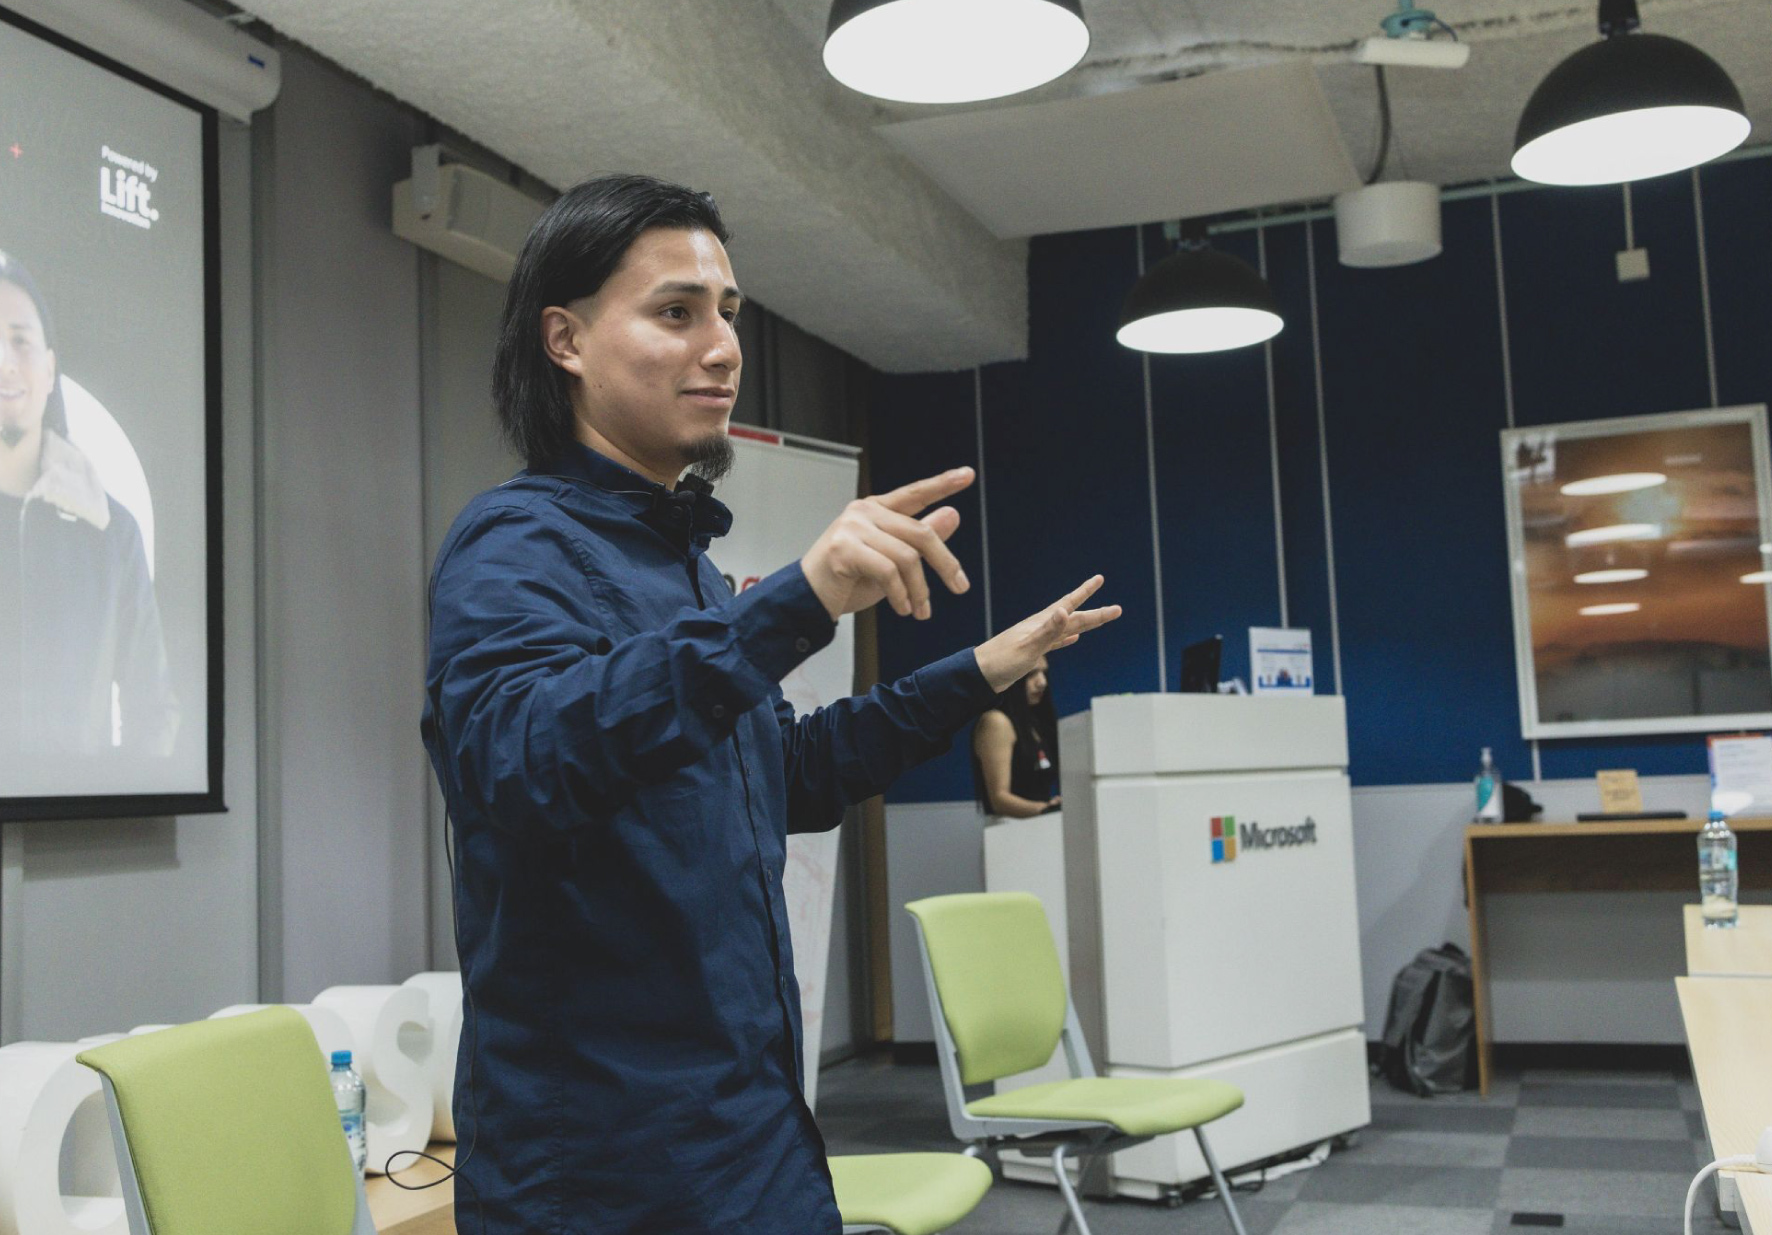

795,637,811,654
711,704,726,719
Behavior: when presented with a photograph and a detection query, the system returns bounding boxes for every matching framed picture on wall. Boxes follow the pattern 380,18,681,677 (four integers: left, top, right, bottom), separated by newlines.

1501,405,1772,740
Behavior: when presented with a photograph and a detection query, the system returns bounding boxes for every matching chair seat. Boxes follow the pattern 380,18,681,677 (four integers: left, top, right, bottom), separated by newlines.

830,1153,993,1235
967,1076,1245,1137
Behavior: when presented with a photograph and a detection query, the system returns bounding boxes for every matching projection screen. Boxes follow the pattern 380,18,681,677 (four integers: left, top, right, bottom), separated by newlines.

0,4,222,821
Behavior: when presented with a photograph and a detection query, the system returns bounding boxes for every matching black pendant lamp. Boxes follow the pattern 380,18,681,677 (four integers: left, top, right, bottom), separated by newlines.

1117,225,1283,355
1511,0,1747,185
823,0,1090,105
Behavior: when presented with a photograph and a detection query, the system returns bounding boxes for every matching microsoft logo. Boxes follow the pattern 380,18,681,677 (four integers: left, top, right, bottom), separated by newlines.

1210,816,1237,864
1210,814,1320,864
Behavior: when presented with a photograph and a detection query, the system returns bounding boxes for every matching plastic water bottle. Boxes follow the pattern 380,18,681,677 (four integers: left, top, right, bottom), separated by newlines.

1699,810,1739,929
330,1050,367,1176
1474,747,1503,823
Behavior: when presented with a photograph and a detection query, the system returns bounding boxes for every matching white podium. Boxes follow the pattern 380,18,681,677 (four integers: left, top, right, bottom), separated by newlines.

1057,693,1369,1199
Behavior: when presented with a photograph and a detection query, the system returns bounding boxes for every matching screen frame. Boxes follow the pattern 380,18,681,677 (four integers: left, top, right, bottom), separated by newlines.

1500,403,1772,741
0,3,225,824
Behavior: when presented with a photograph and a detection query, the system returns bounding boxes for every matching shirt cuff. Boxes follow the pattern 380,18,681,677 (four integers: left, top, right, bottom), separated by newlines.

727,561,837,685
908,647,1000,732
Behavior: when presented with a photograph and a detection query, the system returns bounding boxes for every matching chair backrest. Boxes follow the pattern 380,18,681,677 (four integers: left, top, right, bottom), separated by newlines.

906,891,1068,1086
76,1006,365,1235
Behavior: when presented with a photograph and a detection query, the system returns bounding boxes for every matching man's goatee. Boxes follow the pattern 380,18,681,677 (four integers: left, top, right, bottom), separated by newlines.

683,431,735,485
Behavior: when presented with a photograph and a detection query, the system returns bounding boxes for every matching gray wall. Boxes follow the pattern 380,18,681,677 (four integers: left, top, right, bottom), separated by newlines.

0,120,259,1045
885,800,983,1043
419,255,522,971
255,47,431,1003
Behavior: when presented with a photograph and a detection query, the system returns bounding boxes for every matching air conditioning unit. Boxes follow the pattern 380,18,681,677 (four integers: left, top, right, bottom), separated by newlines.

7,0,280,121
392,147,546,283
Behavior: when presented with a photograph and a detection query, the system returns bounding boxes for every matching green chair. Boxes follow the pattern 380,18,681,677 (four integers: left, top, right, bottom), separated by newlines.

907,892,1249,1235
76,1006,373,1235
832,1152,993,1234
80,1005,985,1235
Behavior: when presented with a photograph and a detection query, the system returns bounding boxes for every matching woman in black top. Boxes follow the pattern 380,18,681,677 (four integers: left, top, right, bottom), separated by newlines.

971,654,1060,817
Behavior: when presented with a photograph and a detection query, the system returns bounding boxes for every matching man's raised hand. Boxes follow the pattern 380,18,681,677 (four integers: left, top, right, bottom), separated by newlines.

801,467,974,622
974,575,1123,693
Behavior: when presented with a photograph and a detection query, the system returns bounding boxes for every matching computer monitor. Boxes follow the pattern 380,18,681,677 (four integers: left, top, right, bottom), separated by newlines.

1179,635,1223,694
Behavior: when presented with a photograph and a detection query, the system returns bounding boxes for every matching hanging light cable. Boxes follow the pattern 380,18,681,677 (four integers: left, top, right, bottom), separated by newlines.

1511,0,1747,185
1117,221,1284,355
822,0,1090,105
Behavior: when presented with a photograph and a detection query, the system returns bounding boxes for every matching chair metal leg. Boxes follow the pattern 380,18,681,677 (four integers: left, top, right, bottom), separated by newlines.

1193,1128,1250,1235
964,1140,1004,1182
1051,1141,1094,1235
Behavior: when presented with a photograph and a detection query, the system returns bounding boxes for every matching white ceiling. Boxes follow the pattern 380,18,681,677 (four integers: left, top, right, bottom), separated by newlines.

235,0,1772,372
776,0,1772,189
879,62,1363,239
233,0,1030,374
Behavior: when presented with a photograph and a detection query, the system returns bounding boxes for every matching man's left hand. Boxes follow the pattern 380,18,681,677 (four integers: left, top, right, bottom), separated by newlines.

973,575,1122,694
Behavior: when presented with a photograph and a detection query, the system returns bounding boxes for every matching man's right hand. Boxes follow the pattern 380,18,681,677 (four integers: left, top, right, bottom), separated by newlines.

802,467,975,622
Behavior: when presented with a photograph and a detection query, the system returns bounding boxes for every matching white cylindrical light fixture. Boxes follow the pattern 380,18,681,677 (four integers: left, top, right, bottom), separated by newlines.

823,0,1090,105
1333,181,1442,268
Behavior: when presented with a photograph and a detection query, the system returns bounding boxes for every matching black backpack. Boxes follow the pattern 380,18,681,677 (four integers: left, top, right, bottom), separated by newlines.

1380,943,1476,1096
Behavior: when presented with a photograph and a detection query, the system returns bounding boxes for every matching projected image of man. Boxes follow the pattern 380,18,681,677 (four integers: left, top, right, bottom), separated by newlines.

0,250,178,757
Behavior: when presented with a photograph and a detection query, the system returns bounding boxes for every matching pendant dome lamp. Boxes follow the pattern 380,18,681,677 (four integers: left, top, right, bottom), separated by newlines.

1117,222,1283,355
1511,0,1748,186
823,0,1090,105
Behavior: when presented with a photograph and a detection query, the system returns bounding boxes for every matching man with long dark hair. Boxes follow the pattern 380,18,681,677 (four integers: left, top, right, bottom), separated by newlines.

421,173,1120,1234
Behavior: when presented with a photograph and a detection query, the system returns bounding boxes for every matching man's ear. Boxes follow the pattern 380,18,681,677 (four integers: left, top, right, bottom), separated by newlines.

540,307,583,378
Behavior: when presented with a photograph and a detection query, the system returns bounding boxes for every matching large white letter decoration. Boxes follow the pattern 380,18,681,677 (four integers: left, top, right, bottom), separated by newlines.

208,1004,354,1065
313,986,434,1175
0,1041,126,1235
400,973,462,1142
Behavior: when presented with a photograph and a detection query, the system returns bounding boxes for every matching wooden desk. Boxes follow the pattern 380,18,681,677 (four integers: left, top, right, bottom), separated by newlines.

1685,904,1772,977
1740,1176,1772,1235
1464,817,1772,1095
365,1144,455,1235
1676,977,1772,1224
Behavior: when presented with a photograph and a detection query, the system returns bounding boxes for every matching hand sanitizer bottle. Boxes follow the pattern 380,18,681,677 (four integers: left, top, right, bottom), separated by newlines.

1474,747,1503,823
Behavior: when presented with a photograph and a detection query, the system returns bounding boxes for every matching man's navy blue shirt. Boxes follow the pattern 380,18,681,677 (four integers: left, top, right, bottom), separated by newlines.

421,443,995,1234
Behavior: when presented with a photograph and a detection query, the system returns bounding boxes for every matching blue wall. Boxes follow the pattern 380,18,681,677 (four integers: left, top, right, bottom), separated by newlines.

869,155,1772,800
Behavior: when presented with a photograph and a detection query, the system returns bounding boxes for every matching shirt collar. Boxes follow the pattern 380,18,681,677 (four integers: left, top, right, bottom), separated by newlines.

532,440,733,549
